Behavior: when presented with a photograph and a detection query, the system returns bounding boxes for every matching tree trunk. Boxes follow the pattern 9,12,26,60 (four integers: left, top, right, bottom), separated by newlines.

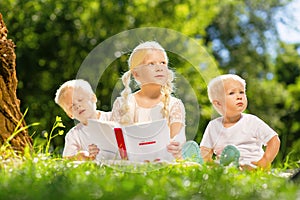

0,13,32,154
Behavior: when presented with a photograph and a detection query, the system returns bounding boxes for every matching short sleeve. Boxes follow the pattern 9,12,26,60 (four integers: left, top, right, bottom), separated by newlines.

199,121,214,148
254,116,278,145
169,98,185,125
111,95,136,124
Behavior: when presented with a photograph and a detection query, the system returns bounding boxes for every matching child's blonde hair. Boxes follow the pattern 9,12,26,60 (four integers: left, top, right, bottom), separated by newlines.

54,79,95,108
119,41,174,125
207,74,246,114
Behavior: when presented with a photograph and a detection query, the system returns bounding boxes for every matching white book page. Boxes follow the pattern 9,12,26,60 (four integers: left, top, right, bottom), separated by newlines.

122,119,173,162
86,119,120,160
87,119,174,162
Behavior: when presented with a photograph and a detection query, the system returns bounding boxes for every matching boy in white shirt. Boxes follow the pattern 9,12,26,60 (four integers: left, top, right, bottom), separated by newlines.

55,79,111,161
199,74,280,169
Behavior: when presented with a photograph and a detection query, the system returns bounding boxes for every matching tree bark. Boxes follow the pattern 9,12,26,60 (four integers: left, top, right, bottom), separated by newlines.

0,13,32,154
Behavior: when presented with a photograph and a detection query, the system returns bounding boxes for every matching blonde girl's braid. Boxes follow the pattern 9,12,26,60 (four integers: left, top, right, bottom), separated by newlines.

119,41,170,125
119,70,133,125
161,69,174,125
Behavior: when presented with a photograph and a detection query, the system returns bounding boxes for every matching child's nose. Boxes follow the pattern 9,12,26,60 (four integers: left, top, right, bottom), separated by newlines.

155,64,164,71
72,104,81,110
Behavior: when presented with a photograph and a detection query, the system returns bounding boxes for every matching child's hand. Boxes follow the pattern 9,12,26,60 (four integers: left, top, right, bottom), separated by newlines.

69,151,93,161
88,144,100,160
65,146,100,161
167,141,182,159
76,151,91,160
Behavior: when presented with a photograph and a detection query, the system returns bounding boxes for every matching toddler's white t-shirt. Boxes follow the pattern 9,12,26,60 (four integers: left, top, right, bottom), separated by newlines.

200,113,277,165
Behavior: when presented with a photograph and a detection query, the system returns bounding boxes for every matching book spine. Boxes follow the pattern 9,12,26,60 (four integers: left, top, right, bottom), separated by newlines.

114,128,128,160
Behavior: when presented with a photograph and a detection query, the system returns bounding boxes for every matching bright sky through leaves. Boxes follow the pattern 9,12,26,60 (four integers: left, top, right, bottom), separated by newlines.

276,0,300,43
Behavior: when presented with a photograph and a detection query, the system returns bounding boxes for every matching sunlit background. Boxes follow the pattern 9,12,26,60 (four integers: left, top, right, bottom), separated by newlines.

0,0,299,164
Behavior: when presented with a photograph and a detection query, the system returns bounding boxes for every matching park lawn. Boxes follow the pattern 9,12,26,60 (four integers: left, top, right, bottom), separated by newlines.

0,155,299,200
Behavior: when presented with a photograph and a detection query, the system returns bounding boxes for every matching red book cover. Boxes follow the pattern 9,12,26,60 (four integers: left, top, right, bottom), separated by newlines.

114,128,128,160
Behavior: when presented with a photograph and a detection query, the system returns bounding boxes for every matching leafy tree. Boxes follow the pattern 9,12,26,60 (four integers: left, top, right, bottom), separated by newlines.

0,0,221,151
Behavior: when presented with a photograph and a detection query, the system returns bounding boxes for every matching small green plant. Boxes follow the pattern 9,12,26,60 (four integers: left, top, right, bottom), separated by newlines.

281,150,300,170
41,116,65,156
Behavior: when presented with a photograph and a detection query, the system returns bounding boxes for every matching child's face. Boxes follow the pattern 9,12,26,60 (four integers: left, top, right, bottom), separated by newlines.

132,50,168,86
61,87,97,123
218,79,247,117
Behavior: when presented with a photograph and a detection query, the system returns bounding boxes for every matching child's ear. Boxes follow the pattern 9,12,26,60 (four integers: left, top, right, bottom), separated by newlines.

91,94,97,103
212,100,222,108
62,106,74,119
132,70,139,79
66,112,73,119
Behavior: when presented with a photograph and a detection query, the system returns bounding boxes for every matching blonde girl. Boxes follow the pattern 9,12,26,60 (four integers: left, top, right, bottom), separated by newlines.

111,41,186,158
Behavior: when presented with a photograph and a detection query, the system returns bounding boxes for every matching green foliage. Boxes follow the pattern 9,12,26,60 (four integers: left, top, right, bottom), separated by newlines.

281,150,300,170
0,0,222,152
1,0,300,164
0,158,298,200
43,116,65,155
0,0,221,139
33,116,65,155
273,43,300,162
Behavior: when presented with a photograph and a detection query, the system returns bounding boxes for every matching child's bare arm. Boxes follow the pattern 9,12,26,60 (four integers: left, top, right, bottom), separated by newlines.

170,122,183,139
200,146,213,162
252,135,280,169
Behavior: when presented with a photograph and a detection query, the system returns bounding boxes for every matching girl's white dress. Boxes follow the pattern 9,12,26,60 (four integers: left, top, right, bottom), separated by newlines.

111,94,186,143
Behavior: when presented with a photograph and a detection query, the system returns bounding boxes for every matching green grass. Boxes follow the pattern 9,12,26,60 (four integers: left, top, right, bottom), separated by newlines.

0,155,298,200
0,116,298,200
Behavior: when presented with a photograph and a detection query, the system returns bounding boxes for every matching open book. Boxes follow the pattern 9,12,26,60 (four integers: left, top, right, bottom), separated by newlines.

86,119,175,162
